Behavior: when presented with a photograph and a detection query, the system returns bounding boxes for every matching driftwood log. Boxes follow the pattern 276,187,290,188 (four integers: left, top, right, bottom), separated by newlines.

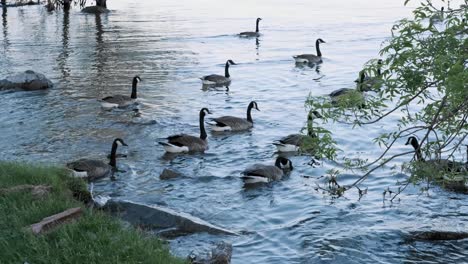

30,207,82,234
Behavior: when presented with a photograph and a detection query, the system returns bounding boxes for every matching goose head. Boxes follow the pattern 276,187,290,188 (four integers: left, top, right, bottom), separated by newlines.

308,110,322,120
317,38,326,44
114,138,128,147
405,136,419,150
275,157,293,170
227,59,237,65
359,71,366,82
134,76,142,83
200,107,212,117
249,101,260,111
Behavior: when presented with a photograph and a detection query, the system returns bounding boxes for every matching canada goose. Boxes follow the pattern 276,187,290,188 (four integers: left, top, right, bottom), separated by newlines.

200,60,236,86
159,108,211,153
239,18,262,37
101,76,141,109
405,136,467,172
211,101,260,132
66,138,128,180
273,110,322,152
241,157,293,184
430,6,444,23
293,38,326,64
355,59,383,91
330,73,366,107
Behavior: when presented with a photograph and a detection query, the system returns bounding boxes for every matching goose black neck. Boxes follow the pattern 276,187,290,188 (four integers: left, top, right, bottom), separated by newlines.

247,103,254,123
109,142,118,167
224,61,230,78
131,79,138,99
199,112,207,140
307,119,315,137
316,39,322,57
255,19,260,33
411,139,424,162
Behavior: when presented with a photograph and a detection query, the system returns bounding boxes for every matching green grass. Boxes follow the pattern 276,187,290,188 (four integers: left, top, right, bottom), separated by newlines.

0,162,185,264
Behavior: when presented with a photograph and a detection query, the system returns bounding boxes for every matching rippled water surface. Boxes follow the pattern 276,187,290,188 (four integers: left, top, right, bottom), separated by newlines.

1,1,468,263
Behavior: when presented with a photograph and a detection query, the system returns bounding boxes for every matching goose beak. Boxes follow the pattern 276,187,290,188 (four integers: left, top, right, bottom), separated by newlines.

123,142,129,147
256,107,260,111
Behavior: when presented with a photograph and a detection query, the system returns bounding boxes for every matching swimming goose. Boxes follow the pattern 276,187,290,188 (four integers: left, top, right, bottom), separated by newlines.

355,59,383,91
241,157,293,184
211,101,260,132
101,76,141,109
405,136,467,172
330,73,366,108
293,38,326,64
239,18,262,37
200,60,236,86
159,108,211,153
66,138,128,180
273,110,322,152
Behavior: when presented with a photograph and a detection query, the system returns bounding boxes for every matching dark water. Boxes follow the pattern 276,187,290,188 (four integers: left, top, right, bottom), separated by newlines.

1,1,467,263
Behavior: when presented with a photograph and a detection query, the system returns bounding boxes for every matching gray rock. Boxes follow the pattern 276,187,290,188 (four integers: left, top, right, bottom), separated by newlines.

81,6,110,14
190,242,233,264
103,200,238,236
0,70,53,91
160,168,183,180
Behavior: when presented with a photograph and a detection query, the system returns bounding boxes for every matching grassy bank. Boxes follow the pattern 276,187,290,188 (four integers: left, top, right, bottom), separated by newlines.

0,162,185,264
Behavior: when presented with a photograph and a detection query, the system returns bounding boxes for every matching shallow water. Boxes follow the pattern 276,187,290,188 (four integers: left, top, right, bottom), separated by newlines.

1,1,467,263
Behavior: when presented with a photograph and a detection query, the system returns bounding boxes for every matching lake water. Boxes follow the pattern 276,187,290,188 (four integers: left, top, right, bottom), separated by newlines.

1,0,467,263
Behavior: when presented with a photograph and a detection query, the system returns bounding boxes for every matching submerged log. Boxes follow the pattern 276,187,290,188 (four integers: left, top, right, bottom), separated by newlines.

102,199,238,236
30,207,82,234
410,231,468,241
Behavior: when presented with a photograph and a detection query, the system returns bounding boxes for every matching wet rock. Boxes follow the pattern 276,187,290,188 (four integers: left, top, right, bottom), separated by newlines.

102,199,238,236
410,231,468,241
81,6,110,14
0,70,53,91
189,242,233,264
160,168,183,180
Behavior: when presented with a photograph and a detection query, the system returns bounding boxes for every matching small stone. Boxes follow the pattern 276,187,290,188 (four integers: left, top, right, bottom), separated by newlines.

189,242,233,264
160,168,182,180
81,6,110,14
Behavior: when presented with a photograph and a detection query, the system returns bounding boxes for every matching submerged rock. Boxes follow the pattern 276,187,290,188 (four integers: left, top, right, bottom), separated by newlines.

189,242,233,264
81,6,110,14
0,70,53,91
160,168,183,180
101,199,237,236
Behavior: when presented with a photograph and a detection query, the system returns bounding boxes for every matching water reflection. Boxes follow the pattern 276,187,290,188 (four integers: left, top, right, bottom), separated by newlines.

94,13,105,75
56,9,71,80
2,6,8,48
